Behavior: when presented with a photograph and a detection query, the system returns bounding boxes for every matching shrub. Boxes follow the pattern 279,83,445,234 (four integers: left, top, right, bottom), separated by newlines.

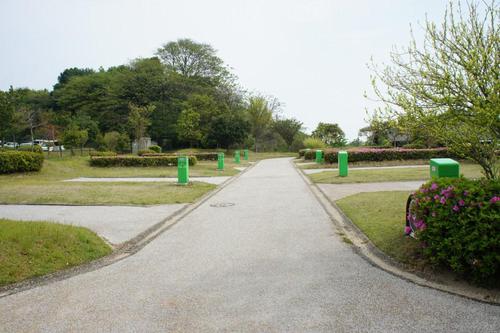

149,145,162,153
298,149,311,157
138,149,156,156
89,155,197,167
89,151,117,157
409,178,500,284
0,151,44,173
139,152,219,161
18,145,43,153
102,131,130,153
302,147,459,162
303,137,327,149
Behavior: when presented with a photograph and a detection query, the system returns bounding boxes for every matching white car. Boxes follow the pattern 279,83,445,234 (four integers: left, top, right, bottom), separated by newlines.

4,142,18,148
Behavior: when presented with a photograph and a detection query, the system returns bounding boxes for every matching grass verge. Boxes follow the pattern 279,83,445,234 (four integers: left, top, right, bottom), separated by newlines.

310,163,485,184
335,191,423,265
0,219,112,287
0,181,215,205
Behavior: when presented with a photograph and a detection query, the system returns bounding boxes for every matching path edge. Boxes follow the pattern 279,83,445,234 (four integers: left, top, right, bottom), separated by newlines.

0,163,257,298
292,159,500,305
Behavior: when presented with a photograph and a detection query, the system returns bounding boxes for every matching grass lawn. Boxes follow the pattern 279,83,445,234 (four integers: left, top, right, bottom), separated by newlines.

0,219,112,287
336,191,422,265
310,163,485,184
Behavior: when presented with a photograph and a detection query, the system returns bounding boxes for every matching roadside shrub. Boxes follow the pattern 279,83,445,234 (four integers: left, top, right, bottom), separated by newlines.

303,147,459,162
0,151,44,173
18,145,43,153
298,149,311,157
89,151,117,157
149,145,162,153
303,137,327,149
138,149,156,156
410,177,500,284
89,155,197,167
139,152,219,161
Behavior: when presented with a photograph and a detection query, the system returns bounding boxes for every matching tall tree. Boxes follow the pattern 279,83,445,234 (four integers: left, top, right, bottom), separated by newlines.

246,96,274,152
156,38,232,85
128,103,154,141
273,117,303,151
177,108,202,147
369,1,499,179
312,122,346,147
0,90,14,144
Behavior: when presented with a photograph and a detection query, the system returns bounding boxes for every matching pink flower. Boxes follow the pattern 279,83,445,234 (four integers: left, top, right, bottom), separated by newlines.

434,195,440,201
440,197,447,205
490,196,500,204
463,191,468,196
458,199,465,206
404,226,412,235
430,183,438,191
452,205,460,212
420,222,427,230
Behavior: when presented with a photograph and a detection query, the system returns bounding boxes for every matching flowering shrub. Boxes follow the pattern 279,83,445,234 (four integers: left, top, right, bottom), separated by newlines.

302,147,458,162
409,177,500,284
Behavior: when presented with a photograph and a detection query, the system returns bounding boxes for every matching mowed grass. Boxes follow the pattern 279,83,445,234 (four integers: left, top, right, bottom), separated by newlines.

0,157,220,205
336,191,422,265
310,163,485,184
0,219,112,287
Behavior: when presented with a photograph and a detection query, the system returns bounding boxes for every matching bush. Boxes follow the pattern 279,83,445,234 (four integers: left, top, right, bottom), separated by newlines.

89,151,117,157
138,149,156,156
102,131,130,153
303,137,327,149
89,155,197,167
18,145,43,153
139,152,219,161
0,151,44,173
410,178,500,284
302,147,458,162
149,145,162,153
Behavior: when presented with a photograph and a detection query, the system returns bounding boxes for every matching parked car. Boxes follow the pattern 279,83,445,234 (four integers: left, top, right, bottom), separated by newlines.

3,142,19,149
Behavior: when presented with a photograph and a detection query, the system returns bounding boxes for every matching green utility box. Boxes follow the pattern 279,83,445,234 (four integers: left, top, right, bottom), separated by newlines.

243,149,249,160
234,150,240,164
177,156,189,185
338,151,348,177
217,152,225,170
315,150,324,163
430,158,460,178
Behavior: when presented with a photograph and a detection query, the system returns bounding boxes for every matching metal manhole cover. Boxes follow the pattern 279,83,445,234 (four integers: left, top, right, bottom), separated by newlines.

210,202,235,208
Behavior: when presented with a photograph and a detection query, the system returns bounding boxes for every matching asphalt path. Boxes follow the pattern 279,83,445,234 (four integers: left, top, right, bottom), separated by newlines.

1,158,499,332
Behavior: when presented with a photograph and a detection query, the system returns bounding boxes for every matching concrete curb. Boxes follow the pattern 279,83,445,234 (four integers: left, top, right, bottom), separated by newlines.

292,160,500,305
0,163,258,298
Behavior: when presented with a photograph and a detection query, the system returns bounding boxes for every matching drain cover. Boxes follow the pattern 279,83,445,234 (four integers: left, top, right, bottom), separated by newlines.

210,202,235,208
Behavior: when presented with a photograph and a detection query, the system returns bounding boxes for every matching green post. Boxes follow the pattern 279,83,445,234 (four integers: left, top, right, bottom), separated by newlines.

217,152,225,171
315,150,323,164
234,150,240,164
430,158,459,178
338,151,348,177
177,156,189,185
243,149,249,160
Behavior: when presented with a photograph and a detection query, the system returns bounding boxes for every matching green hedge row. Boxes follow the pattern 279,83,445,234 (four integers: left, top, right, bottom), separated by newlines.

0,151,44,173
302,147,458,162
141,152,219,161
89,155,197,167
89,151,117,157
410,178,500,284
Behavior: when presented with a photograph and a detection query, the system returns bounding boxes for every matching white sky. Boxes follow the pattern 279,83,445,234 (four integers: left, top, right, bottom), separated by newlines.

0,0,450,139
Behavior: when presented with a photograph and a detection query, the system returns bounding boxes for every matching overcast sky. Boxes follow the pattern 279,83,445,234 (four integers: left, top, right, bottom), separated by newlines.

0,0,450,139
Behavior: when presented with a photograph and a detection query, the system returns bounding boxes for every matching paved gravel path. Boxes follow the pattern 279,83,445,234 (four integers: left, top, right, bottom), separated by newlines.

318,181,425,201
64,176,230,185
0,204,186,245
1,158,499,332
303,165,427,175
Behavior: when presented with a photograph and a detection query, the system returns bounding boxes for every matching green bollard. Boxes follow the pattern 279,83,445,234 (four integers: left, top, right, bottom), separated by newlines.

234,150,240,164
177,156,189,185
243,149,249,160
315,150,323,163
430,158,459,178
338,151,348,177
217,152,225,170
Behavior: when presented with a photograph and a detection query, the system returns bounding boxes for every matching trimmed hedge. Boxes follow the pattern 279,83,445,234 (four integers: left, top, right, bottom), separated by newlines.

303,147,458,162
141,152,219,161
89,155,197,167
0,151,44,173
409,178,500,284
149,145,162,153
89,151,117,157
